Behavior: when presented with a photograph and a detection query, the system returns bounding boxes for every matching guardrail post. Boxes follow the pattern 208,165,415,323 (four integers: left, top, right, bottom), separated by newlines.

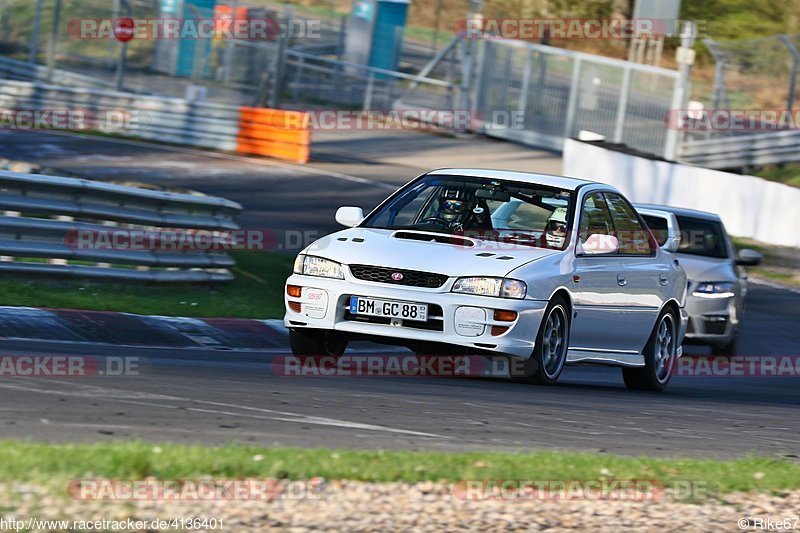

29,0,44,63
45,0,62,82
468,38,486,119
292,56,304,101
114,0,132,91
613,64,632,143
330,63,341,104
498,46,513,110
517,48,533,118
664,21,696,161
780,35,800,112
363,71,375,111
563,57,582,139
222,0,239,86
269,8,290,108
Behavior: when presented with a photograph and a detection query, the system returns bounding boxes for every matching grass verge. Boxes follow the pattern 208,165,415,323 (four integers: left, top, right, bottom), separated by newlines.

732,237,800,289
0,252,293,319
751,164,800,189
0,441,798,495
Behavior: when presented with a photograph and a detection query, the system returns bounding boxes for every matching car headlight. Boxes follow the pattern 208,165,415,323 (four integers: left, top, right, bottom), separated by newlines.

452,277,527,299
692,281,735,298
293,254,344,279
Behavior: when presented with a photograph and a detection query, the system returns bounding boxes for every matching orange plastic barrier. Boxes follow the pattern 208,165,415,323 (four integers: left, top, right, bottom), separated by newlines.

236,107,310,163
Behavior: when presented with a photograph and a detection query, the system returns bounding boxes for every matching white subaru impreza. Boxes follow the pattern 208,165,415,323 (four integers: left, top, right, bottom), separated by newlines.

285,169,688,391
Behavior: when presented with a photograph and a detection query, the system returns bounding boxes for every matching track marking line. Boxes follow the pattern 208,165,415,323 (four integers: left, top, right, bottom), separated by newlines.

43,131,396,190
187,406,445,438
0,379,448,439
749,277,800,295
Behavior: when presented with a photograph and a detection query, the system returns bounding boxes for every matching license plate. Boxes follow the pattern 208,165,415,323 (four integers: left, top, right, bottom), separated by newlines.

349,296,428,321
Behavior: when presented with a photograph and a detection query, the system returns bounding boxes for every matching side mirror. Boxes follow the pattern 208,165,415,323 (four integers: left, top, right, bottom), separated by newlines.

662,230,681,253
579,234,619,255
736,248,763,266
335,206,364,228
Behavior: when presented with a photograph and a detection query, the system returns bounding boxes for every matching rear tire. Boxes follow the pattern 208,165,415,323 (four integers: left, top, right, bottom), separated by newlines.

511,296,570,385
622,309,677,392
289,329,348,357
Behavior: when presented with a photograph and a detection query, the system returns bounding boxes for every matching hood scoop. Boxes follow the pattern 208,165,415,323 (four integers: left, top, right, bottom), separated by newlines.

392,230,475,247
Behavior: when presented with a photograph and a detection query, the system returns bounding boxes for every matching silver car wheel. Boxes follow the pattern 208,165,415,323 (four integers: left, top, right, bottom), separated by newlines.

654,313,676,383
541,304,568,378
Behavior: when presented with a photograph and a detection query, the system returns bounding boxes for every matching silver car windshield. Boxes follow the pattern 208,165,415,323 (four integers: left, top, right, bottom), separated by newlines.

675,216,729,259
361,175,574,250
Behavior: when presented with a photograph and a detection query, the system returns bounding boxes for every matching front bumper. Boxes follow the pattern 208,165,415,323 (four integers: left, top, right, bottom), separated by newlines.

684,293,738,345
284,274,548,359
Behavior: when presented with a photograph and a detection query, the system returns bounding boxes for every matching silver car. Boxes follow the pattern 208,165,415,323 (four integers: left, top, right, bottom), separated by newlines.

286,169,689,391
636,205,763,355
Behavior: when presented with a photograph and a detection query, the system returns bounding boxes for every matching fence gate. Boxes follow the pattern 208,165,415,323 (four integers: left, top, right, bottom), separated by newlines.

473,38,681,158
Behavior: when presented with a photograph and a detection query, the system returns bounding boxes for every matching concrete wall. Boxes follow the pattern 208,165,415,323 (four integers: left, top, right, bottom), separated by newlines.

563,139,800,248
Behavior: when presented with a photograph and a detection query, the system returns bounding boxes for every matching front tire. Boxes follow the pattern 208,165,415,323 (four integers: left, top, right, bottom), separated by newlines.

512,297,570,385
289,328,348,357
622,309,677,392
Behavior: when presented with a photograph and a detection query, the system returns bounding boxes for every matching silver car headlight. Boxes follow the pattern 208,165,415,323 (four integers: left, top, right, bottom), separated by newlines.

293,254,344,279
451,277,527,299
692,281,735,298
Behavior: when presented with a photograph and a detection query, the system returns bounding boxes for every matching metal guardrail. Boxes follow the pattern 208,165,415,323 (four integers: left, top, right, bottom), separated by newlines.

0,79,311,162
677,129,800,168
0,56,147,93
473,37,681,157
0,79,241,151
0,170,242,282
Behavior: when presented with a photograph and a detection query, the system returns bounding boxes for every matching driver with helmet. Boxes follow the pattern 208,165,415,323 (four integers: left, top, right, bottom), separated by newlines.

542,207,568,249
433,188,492,231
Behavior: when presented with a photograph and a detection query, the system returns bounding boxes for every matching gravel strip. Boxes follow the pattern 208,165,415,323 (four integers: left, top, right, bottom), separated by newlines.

2,481,799,531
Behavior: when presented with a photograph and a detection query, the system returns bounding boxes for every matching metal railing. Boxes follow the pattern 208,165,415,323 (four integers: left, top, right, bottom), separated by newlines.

0,55,150,93
473,37,681,157
677,129,800,169
678,35,800,169
0,170,242,282
0,79,242,151
219,38,457,113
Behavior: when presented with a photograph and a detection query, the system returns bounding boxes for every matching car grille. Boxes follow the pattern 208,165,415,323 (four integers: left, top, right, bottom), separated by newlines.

349,265,449,288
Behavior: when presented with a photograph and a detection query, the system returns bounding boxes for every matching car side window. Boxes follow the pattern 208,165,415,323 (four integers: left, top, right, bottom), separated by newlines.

578,192,615,249
641,214,669,247
604,193,654,255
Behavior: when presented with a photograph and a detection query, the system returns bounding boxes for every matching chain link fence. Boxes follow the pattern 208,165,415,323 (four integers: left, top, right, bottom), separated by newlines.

0,0,687,158
703,35,800,113
674,34,800,169
474,38,679,157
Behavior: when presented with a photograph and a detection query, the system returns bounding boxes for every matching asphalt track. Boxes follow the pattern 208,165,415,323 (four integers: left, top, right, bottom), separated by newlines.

0,130,797,459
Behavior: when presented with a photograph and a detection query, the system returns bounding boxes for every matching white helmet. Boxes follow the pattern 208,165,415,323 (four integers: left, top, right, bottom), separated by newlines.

544,207,568,248
439,188,469,223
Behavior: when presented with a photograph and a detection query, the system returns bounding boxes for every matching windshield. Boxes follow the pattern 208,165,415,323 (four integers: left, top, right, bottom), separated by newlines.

361,174,574,249
675,215,729,259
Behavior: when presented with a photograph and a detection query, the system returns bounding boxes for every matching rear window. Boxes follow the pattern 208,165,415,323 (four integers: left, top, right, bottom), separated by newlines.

675,216,729,259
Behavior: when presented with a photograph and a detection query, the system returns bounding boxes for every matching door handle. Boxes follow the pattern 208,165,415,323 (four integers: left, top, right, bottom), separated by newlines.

617,274,627,286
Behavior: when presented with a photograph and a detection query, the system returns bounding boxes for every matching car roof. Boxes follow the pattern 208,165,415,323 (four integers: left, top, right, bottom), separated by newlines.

427,168,596,191
635,203,722,222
